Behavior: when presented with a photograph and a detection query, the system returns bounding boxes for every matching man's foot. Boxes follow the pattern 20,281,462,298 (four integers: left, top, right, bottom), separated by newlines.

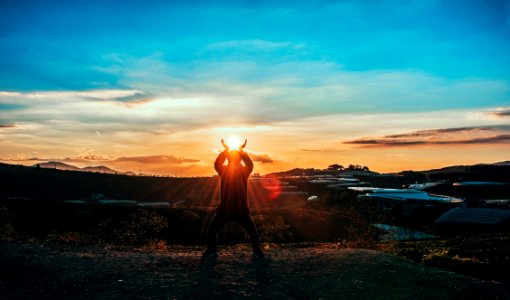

253,246,265,259
201,247,218,260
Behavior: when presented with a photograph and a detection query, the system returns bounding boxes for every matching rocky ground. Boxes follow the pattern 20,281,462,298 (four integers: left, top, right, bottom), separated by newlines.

0,243,508,299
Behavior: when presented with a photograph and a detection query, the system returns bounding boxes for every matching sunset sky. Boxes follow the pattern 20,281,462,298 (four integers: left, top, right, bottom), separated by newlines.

1,0,509,176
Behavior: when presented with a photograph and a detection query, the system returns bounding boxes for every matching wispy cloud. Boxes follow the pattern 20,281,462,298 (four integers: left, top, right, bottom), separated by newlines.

2,54,503,144
2,154,201,165
300,149,344,153
1,157,49,162
345,135,510,146
0,92,22,97
344,126,510,147
384,125,510,138
204,39,304,52
98,53,510,118
0,89,143,102
117,98,153,108
3,154,112,163
113,155,200,164
489,107,510,118
247,152,275,163
63,154,112,162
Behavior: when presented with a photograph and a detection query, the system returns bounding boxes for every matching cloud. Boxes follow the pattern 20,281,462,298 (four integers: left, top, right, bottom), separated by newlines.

0,89,143,101
113,155,200,164
98,53,510,118
1,55,509,173
300,149,343,153
0,92,22,97
2,153,112,163
117,98,153,108
345,139,424,146
1,157,66,162
247,152,275,163
0,157,43,161
346,135,510,146
344,126,510,147
2,55,508,143
489,107,510,118
384,125,510,139
6,154,201,165
0,124,16,128
63,154,111,162
449,135,510,144
205,39,300,52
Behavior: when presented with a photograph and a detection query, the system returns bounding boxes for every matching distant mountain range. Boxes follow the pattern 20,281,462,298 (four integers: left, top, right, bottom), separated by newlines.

421,161,510,175
35,161,119,174
2,159,508,179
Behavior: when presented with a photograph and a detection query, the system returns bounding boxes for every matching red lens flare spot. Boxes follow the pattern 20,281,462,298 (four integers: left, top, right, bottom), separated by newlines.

259,174,281,201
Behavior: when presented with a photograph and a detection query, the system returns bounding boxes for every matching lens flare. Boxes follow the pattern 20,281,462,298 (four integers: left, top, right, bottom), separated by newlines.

226,136,242,150
260,174,281,201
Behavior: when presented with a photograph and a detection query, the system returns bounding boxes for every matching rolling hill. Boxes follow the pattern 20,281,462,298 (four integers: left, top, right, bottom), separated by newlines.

35,161,119,174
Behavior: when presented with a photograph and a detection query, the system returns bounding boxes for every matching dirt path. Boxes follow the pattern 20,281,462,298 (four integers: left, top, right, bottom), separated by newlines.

0,243,508,299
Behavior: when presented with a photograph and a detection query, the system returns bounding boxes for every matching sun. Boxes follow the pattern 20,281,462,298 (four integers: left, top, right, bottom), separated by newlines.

226,136,242,150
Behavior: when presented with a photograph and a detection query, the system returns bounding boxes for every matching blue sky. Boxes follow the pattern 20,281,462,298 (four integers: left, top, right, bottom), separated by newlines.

2,0,509,90
1,0,509,174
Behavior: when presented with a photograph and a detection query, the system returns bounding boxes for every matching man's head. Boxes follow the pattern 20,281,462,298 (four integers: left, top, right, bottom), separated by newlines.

226,150,242,166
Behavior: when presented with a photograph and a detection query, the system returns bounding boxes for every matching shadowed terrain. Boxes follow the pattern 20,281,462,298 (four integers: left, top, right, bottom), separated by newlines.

1,243,508,300
1,162,510,297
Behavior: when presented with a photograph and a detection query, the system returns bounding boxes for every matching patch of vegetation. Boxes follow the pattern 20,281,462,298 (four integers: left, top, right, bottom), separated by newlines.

98,210,168,245
136,239,168,252
0,206,17,241
253,215,294,242
0,163,217,203
45,231,93,245
379,234,510,283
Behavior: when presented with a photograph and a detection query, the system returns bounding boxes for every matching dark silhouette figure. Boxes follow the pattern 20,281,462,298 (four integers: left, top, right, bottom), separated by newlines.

202,139,264,259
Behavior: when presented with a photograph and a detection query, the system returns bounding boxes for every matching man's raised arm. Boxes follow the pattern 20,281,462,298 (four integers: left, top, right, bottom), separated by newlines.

240,150,253,175
214,150,228,174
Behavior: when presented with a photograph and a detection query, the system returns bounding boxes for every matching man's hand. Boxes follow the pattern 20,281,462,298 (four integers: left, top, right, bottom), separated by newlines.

240,139,247,151
221,139,229,151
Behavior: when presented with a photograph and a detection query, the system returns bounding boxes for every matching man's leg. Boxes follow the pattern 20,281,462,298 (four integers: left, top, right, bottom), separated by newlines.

237,214,264,257
203,212,227,258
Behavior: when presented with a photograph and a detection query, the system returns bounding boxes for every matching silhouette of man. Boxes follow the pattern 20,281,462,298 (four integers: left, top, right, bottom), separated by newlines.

202,139,264,259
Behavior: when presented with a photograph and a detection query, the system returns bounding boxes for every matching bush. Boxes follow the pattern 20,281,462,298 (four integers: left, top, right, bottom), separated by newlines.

46,231,91,244
0,206,17,241
332,207,380,245
137,239,168,252
98,209,168,245
253,215,294,243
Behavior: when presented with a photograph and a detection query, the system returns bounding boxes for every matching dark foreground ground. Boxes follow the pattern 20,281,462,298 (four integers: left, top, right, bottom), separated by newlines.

1,243,508,300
